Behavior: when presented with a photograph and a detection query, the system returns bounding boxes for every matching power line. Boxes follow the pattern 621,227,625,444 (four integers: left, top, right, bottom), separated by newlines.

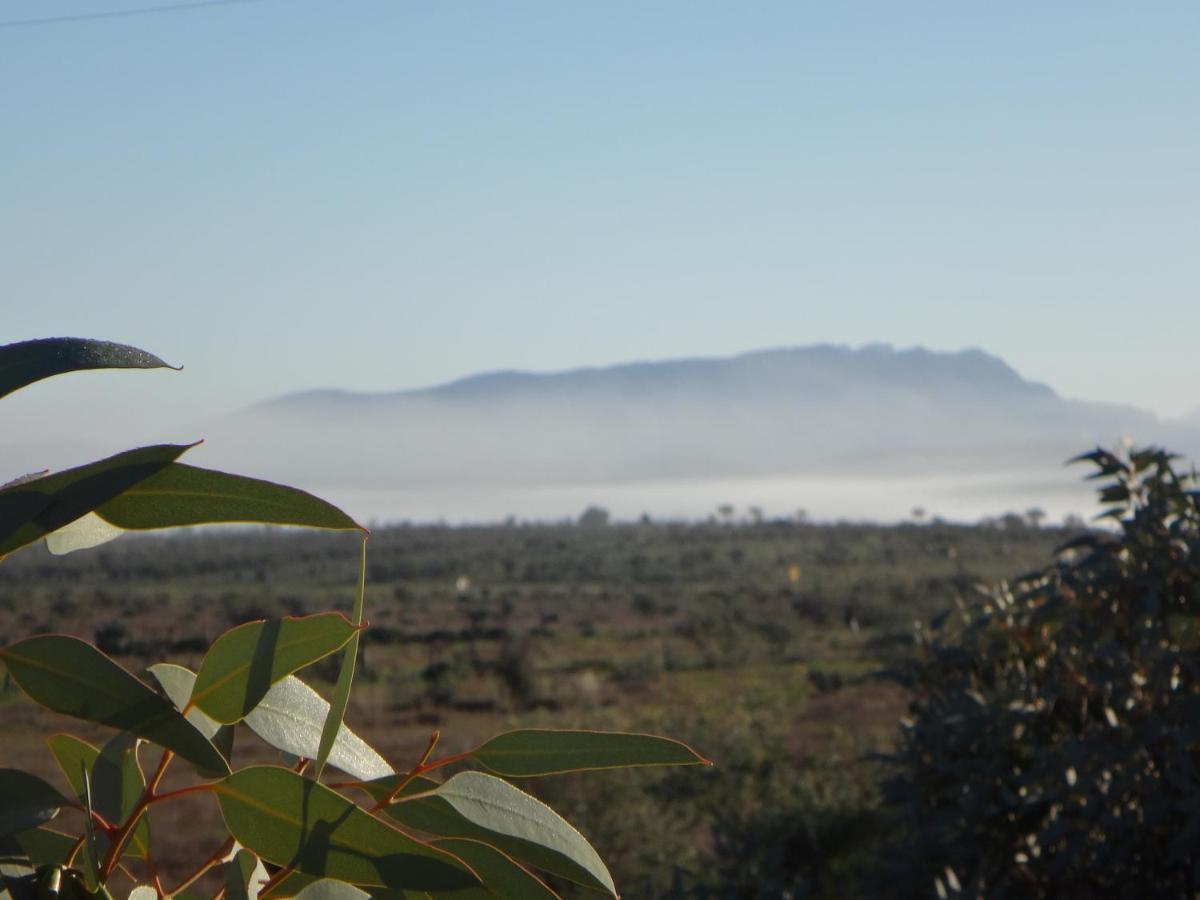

0,0,269,30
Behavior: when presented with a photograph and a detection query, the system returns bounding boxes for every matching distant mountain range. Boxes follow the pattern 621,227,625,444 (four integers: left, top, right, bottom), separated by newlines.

198,344,1198,493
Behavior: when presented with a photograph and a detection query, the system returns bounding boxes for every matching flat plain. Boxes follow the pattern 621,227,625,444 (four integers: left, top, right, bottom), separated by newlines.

0,516,1066,897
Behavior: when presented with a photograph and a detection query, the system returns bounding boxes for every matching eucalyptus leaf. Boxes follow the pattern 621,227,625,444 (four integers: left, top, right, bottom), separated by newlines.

42,735,149,866
11,829,76,868
0,444,193,559
91,734,150,859
0,771,67,838
146,664,222,740
96,464,362,532
213,767,478,892
290,880,369,899
243,675,393,781
191,614,361,724
0,338,174,402
431,838,560,900
47,734,100,799
314,539,367,778
378,771,614,895
0,635,229,775
226,848,269,900
470,729,711,777
45,513,126,556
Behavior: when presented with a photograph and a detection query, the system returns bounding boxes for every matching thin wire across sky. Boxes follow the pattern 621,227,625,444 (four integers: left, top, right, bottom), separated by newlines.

0,0,267,30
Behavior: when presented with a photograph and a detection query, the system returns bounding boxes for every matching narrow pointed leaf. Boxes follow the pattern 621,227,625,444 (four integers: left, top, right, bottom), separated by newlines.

0,338,174,401
96,464,362,532
0,771,67,837
191,614,361,724
378,772,614,895
470,729,711,777
213,767,479,892
80,768,101,891
0,635,229,775
244,675,392,780
314,539,367,777
0,444,193,558
432,839,560,900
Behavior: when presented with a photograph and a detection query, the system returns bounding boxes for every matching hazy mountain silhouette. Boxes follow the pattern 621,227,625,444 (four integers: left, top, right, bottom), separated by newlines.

200,344,1196,495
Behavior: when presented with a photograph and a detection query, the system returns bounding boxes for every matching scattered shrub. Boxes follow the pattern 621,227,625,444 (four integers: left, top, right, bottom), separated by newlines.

885,447,1200,898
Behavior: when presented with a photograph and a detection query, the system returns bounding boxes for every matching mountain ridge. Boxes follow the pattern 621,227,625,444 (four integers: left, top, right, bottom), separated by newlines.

254,344,1064,413
194,343,1195,500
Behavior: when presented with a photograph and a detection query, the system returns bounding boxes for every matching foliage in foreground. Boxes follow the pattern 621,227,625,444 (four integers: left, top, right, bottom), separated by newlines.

887,446,1200,898
0,338,708,899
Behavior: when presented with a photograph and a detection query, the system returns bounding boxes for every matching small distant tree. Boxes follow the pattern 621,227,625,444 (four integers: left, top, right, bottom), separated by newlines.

717,503,735,524
1025,506,1046,528
578,504,610,527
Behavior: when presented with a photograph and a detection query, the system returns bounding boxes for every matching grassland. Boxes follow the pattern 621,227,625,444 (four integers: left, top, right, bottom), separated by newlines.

0,516,1066,897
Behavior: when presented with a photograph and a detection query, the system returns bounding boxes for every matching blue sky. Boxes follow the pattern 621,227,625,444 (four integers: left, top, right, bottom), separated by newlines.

4,0,1198,435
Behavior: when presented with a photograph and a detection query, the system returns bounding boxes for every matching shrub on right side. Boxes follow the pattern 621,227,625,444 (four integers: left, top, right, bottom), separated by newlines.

884,447,1200,898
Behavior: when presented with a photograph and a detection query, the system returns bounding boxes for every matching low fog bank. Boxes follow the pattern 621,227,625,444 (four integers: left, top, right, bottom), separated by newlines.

301,470,1100,528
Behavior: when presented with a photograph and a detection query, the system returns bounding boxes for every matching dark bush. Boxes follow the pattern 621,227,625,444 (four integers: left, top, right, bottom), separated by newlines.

884,447,1200,898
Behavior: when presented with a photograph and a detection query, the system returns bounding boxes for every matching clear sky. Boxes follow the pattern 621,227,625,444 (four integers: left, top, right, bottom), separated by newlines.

4,0,1198,435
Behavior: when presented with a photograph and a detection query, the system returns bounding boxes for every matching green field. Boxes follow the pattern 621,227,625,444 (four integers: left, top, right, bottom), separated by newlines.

0,516,1066,897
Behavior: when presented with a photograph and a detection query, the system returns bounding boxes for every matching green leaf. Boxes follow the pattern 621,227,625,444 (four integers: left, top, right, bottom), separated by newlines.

0,771,67,837
291,880,369,899
47,734,100,798
0,444,193,558
44,734,149,869
0,635,229,775
91,734,151,860
128,888,158,900
431,839,560,900
226,848,269,900
95,464,363,532
213,766,479,892
191,614,362,724
147,663,237,763
314,539,367,778
0,338,174,402
146,664,222,740
470,729,711,777
12,828,77,868
378,771,614,895
242,675,393,781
